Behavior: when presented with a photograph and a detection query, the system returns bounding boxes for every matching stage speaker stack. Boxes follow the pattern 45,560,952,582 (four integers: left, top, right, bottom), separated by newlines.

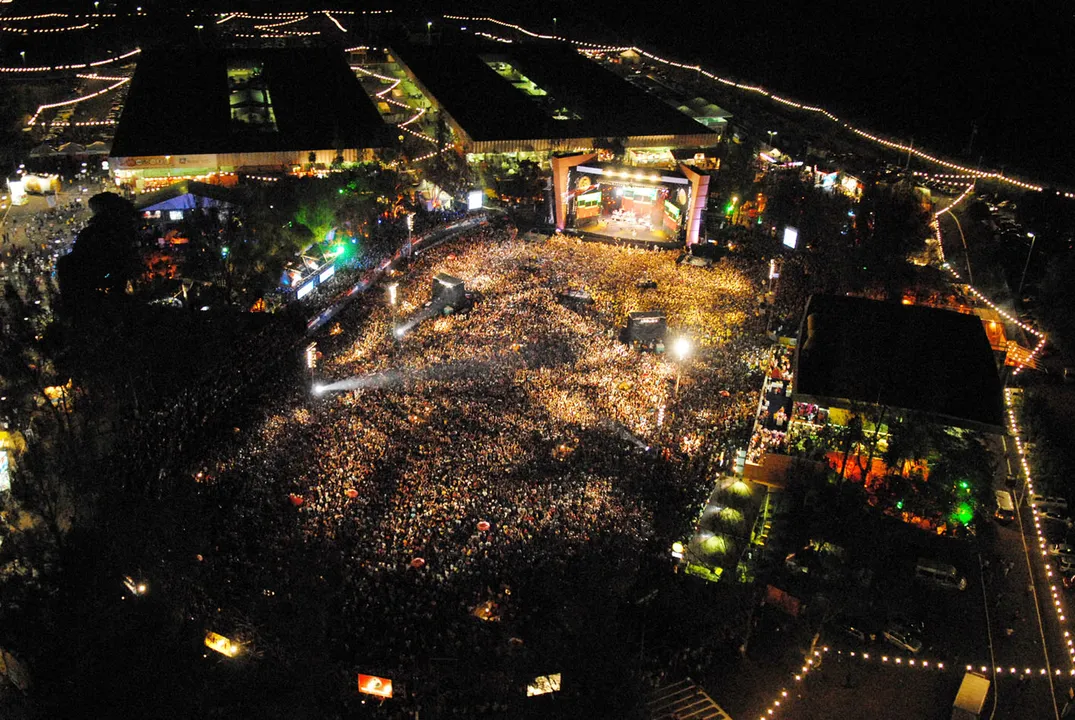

432,273,466,308
627,310,667,347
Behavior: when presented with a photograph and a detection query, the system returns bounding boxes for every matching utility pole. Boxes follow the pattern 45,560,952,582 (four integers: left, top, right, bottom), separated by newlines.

1017,233,1037,299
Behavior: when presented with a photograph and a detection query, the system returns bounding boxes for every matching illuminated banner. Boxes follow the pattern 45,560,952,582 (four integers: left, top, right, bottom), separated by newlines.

358,674,393,698
204,631,240,657
527,673,561,696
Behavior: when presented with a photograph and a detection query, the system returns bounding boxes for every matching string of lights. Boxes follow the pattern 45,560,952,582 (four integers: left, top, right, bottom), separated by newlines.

933,183,976,219
75,72,127,81
324,11,346,33
1006,388,1075,670
445,14,1072,198
0,47,139,74
253,14,307,30
31,119,116,127
26,77,128,125
474,31,512,44
0,22,95,34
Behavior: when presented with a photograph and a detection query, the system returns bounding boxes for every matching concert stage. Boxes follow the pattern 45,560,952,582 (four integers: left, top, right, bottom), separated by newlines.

551,155,710,248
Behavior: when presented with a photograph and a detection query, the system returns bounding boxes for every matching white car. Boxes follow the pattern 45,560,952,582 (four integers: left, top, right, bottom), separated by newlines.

883,628,923,654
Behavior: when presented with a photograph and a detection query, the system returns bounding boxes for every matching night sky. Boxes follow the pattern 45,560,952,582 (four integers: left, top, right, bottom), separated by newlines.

473,0,1075,186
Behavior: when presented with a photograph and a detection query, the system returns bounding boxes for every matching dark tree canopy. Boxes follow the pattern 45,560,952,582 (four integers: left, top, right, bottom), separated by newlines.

57,192,142,313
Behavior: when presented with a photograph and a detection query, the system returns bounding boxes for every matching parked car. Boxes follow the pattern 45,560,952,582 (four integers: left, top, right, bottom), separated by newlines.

829,615,876,645
883,627,923,654
1040,509,1070,524
1030,494,1068,511
1050,543,1075,560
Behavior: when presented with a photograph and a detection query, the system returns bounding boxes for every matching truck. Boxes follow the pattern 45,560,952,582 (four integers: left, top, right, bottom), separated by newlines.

952,671,990,719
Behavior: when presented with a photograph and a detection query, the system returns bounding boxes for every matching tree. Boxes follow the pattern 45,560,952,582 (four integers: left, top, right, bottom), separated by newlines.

56,193,142,316
852,182,930,296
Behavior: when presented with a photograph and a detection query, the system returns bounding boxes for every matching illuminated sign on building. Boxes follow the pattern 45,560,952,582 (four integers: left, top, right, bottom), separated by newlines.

358,674,393,698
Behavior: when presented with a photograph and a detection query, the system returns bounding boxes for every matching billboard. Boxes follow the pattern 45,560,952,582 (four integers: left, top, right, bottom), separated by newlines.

782,227,799,250
358,673,393,698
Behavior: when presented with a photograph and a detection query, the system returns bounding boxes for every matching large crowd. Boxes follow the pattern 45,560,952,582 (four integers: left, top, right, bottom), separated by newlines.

183,228,774,713
0,194,89,282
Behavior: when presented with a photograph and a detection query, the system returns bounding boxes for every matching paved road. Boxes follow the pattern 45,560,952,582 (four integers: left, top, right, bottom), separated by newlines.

984,399,1075,719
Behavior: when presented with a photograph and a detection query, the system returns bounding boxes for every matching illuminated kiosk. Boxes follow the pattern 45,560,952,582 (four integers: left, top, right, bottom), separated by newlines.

551,154,708,248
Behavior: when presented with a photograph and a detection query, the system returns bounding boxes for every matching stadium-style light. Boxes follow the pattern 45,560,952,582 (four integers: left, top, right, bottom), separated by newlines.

673,336,691,361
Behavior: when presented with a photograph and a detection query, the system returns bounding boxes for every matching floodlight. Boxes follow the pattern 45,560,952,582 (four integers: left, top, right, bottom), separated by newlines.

673,337,691,361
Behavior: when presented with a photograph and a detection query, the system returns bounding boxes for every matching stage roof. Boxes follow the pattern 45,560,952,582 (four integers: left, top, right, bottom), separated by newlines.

112,47,387,158
134,180,241,213
794,295,1005,432
391,39,715,143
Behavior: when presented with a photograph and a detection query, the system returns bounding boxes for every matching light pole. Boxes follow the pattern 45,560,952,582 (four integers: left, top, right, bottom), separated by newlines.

405,212,414,258
388,282,400,348
672,336,691,398
1017,232,1037,299
19,51,26,65
945,207,973,285
766,130,777,147
426,21,432,43
553,17,557,34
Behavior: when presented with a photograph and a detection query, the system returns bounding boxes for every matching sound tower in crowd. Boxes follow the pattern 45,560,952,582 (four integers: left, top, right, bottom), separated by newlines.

626,310,667,349
432,273,465,308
